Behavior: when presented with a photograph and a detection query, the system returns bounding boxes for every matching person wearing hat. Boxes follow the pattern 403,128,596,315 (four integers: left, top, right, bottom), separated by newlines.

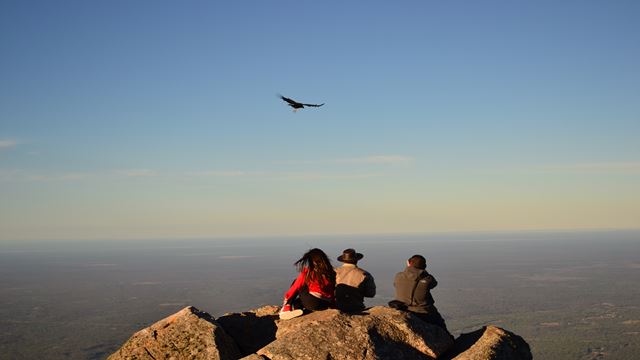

393,254,450,334
334,248,376,312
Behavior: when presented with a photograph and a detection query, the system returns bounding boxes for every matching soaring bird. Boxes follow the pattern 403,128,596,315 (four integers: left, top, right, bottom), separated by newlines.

279,95,324,112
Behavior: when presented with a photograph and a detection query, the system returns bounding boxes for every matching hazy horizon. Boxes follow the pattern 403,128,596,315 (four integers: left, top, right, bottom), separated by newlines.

2,227,640,243
1,230,639,359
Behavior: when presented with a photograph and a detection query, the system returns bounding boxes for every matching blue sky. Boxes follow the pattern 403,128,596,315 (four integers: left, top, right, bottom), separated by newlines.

1,1,639,240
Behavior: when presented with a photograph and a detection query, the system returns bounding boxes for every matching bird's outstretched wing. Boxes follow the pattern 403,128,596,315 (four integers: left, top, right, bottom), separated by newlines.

279,95,301,106
302,103,324,107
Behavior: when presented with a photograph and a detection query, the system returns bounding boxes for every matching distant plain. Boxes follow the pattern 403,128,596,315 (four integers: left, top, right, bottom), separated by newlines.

1,230,639,359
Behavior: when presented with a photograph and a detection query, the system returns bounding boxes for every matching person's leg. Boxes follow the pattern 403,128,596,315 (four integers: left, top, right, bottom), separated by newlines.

279,279,304,320
299,287,330,311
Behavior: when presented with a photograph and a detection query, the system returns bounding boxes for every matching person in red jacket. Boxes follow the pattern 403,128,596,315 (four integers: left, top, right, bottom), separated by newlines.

279,248,336,320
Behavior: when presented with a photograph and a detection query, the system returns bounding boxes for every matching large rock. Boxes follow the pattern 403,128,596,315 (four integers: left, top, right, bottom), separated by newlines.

256,306,453,360
109,305,532,360
447,325,532,360
107,306,241,360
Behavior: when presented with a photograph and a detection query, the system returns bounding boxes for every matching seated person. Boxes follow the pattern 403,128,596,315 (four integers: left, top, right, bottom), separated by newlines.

279,248,336,320
393,254,450,335
334,248,376,312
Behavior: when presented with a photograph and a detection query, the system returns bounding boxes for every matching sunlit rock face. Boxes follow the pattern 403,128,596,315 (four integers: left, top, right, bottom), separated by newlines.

109,305,532,360
255,306,453,360
449,325,532,360
107,306,240,360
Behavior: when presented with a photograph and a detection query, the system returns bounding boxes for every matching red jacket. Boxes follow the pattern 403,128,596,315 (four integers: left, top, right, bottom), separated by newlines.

284,267,335,301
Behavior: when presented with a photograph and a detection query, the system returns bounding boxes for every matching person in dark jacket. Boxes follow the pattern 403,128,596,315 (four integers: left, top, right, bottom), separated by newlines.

393,254,450,334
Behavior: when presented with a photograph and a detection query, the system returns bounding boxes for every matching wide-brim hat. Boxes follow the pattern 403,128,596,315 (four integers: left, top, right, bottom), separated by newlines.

337,248,364,264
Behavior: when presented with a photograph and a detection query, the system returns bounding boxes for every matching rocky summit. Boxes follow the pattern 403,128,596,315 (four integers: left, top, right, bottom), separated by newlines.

108,305,531,360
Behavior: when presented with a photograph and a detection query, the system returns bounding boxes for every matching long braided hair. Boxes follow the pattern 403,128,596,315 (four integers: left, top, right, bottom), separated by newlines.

294,248,336,285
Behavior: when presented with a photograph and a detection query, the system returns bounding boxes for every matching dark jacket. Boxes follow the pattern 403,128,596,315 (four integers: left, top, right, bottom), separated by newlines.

393,266,438,314
335,264,376,312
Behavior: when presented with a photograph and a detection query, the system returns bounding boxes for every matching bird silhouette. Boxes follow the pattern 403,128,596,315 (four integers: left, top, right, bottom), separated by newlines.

279,95,324,112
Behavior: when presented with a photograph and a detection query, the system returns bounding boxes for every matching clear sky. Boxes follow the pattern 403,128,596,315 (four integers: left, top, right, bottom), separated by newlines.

1,1,639,240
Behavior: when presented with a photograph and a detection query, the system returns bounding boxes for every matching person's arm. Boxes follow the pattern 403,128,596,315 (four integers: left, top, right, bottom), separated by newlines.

362,272,376,298
284,270,306,302
425,273,437,290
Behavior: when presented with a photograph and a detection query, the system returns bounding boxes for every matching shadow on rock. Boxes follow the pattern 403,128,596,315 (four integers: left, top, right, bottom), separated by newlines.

217,305,279,356
444,327,486,359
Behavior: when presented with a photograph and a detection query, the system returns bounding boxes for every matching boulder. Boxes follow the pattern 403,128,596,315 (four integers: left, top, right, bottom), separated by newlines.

107,306,241,360
109,305,533,360
447,325,532,360
256,306,453,360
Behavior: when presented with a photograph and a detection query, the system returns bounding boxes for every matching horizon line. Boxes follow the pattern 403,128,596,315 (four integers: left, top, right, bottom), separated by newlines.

1,226,639,243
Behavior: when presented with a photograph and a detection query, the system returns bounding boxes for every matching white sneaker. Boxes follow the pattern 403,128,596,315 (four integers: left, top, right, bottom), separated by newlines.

279,308,304,320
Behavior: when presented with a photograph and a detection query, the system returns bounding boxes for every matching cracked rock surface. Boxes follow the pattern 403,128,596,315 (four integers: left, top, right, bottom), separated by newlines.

107,306,240,360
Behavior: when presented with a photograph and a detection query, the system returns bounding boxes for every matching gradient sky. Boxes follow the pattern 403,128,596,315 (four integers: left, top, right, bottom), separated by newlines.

1,1,639,240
